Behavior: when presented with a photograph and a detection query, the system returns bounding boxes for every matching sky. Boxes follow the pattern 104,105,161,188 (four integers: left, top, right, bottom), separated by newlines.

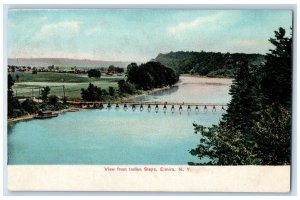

8,9,292,62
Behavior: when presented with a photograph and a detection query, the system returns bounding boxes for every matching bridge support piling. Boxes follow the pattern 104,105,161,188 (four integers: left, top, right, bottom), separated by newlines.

140,104,143,111
212,105,216,112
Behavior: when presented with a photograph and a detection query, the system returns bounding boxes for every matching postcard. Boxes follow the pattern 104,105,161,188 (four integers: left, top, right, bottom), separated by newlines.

6,8,293,192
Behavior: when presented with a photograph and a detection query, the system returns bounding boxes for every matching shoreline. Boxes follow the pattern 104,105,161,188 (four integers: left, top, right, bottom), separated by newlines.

181,73,233,79
124,85,171,101
7,85,172,123
7,75,229,123
7,107,81,123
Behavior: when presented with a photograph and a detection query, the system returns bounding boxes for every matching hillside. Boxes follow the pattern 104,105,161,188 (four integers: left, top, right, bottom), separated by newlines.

8,58,131,68
154,51,265,78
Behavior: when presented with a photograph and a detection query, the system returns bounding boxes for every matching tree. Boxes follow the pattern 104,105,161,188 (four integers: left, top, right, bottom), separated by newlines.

48,95,59,106
261,27,292,110
253,27,292,164
115,67,124,73
87,69,101,78
118,80,137,95
81,83,103,101
126,63,139,83
32,67,38,74
190,27,292,165
41,86,51,102
254,104,291,165
108,65,115,72
48,65,54,70
190,61,262,165
21,99,38,114
108,87,115,96
126,61,179,90
154,51,263,76
8,74,21,117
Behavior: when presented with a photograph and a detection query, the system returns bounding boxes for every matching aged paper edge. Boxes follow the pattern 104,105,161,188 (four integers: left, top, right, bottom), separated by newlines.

7,165,290,192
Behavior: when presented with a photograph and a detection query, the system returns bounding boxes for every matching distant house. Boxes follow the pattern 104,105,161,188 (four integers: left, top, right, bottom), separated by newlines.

100,70,109,74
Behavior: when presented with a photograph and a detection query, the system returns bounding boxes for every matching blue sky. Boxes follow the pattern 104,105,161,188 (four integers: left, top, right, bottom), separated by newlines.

8,9,292,62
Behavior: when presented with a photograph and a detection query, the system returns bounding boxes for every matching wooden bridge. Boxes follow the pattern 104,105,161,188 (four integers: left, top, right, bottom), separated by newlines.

67,100,227,112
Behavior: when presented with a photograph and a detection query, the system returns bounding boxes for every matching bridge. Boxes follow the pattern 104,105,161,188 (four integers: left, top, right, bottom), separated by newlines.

68,100,227,112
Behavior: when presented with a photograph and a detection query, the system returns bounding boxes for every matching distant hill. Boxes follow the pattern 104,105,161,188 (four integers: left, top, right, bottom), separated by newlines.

154,51,265,78
8,58,131,68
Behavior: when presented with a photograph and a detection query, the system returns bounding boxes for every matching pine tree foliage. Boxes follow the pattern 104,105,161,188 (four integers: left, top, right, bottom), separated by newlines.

190,27,292,165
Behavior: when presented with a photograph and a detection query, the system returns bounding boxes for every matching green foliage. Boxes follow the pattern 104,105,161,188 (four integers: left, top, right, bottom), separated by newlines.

48,95,59,106
155,51,264,77
21,99,38,114
41,86,51,102
87,69,101,78
8,74,21,117
261,27,292,109
126,61,179,90
190,27,292,165
12,109,27,117
206,68,235,78
48,65,55,70
81,83,103,101
254,104,291,165
108,86,115,96
118,80,137,95
115,67,124,73
32,68,38,74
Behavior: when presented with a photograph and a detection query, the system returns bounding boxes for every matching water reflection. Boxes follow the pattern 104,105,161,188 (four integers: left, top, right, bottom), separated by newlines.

129,76,231,103
129,86,179,102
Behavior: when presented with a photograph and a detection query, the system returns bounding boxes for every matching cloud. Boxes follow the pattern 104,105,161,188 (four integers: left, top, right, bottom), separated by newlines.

34,21,81,40
168,12,223,35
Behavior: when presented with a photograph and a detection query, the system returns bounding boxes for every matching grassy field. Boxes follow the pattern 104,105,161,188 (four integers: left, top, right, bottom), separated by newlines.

10,72,105,83
10,72,124,100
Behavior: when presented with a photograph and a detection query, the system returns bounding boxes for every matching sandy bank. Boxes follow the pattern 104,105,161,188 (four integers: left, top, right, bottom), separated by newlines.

7,107,82,123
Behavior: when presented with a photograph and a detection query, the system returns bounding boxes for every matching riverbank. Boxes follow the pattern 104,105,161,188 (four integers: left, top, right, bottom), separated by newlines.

7,107,82,123
7,85,172,123
125,85,171,101
180,73,233,81
8,75,231,123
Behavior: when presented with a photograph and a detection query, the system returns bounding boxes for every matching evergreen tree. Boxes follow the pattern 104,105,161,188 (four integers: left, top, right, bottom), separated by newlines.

253,27,292,164
190,62,263,165
254,104,291,164
8,74,21,117
190,27,292,165
261,27,292,110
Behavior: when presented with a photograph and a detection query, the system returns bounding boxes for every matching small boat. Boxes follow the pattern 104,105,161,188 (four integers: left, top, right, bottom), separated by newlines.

34,111,58,119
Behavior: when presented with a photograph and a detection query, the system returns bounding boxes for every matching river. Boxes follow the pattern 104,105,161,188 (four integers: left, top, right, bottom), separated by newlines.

7,76,232,165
